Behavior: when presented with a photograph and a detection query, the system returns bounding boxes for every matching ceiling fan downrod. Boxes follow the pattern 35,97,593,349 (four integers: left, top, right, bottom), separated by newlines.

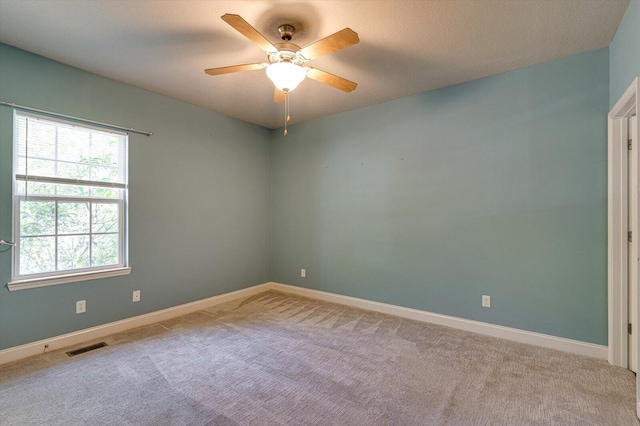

278,24,295,41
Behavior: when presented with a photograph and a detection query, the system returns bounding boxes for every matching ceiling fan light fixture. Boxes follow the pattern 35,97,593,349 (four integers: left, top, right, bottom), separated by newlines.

266,62,307,92
207,14,360,136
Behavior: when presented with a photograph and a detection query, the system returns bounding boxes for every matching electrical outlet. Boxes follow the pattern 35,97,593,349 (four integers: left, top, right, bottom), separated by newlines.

132,290,141,302
301,269,306,278
482,295,491,308
76,300,86,314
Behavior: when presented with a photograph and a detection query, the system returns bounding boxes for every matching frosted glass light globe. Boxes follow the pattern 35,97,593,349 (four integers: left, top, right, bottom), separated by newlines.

266,62,307,92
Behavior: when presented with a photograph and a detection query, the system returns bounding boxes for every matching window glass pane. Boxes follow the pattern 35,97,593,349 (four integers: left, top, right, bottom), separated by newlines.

91,134,119,167
23,119,56,152
27,158,56,177
16,117,56,164
20,200,55,236
92,234,118,266
17,181,93,197
17,181,117,198
16,117,57,173
29,120,57,148
58,127,91,164
16,157,26,176
16,115,124,184
58,202,90,234
17,181,55,196
56,183,91,197
58,235,90,271
91,165,119,183
28,129,56,159
57,161,91,181
92,203,119,233
90,187,119,198
20,236,55,275
15,118,27,160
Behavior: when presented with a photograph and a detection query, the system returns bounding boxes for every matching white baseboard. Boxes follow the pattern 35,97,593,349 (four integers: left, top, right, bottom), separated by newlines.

0,282,272,365
0,281,608,365
269,283,608,360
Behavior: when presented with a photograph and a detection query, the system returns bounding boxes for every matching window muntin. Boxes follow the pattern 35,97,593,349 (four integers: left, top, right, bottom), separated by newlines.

12,112,128,282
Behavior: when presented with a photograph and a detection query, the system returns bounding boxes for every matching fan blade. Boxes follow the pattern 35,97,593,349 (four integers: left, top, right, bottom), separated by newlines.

306,68,357,92
221,14,277,53
205,63,264,76
300,28,359,60
273,89,286,103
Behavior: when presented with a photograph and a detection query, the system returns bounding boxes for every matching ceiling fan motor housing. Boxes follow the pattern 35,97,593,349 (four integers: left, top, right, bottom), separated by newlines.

269,44,307,66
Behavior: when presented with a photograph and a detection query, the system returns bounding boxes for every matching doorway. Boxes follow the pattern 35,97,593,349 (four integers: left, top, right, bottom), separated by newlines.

608,76,639,418
628,114,638,373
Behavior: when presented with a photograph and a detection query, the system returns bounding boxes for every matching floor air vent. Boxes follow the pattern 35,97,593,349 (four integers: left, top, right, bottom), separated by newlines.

66,342,108,357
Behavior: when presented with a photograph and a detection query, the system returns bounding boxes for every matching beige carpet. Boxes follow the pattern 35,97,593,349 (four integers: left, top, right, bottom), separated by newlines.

0,290,637,425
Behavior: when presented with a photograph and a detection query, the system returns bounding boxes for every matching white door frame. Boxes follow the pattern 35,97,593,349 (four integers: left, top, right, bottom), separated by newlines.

607,77,640,368
629,113,638,373
609,76,638,369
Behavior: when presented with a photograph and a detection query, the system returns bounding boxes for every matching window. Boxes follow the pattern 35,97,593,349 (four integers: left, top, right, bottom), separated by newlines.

10,112,130,289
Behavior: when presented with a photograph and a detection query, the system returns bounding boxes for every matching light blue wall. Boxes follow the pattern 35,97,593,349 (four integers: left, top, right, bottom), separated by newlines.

610,0,640,107
271,48,609,345
0,44,271,350
0,26,622,351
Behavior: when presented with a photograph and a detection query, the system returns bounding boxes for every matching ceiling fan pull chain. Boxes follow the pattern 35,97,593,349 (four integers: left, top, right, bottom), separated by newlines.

284,91,289,136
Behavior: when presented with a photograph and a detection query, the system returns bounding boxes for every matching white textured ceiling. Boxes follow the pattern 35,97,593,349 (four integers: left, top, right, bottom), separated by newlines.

0,0,630,129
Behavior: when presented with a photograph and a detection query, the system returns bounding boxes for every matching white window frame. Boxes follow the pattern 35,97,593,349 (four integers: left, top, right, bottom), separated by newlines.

8,111,131,291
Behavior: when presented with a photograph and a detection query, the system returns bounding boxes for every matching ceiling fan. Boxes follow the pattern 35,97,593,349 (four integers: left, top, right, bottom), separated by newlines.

204,14,360,134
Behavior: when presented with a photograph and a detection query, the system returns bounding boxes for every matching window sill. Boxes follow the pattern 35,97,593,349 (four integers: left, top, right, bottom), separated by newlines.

7,267,132,291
